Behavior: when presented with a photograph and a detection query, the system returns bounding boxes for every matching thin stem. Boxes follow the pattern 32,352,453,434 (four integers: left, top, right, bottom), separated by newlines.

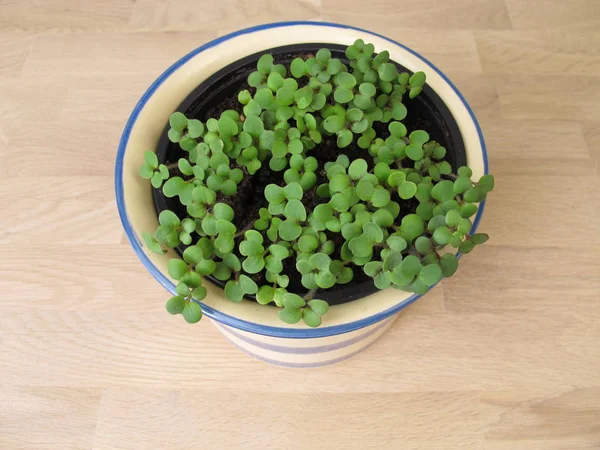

234,221,256,237
303,288,319,301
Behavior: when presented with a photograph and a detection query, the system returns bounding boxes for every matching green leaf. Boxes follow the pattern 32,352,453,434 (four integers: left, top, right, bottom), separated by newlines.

337,129,353,148
167,259,188,280
276,87,295,106
433,226,452,245
256,286,275,305
257,53,274,74
348,159,368,180
327,58,342,75
459,240,475,254
454,176,472,195
168,128,182,143
415,236,433,254
334,87,354,103
356,180,375,201
336,72,356,88
238,89,252,105
463,187,480,203
401,255,422,277
409,71,426,88
244,100,262,117
372,209,394,227
284,199,306,222
458,218,472,234
329,173,350,192
323,115,344,133
222,253,241,271
308,299,329,316
302,309,322,327
243,115,264,137
283,183,303,200
176,281,190,297
461,203,478,218
162,177,185,198
242,256,265,274
191,286,207,301
290,58,306,78
431,180,455,203
169,112,188,131
264,184,285,204
267,71,284,92
309,253,331,271
371,188,391,207
139,165,153,179
195,259,216,276
440,253,458,277
166,295,186,315
278,308,302,324
279,220,302,241
238,275,258,294
378,63,398,82
315,271,336,288
409,87,422,99
142,232,165,254
471,233,489,245
159,210,180,227
387,235,407,252
183,246,204,264
363,222,384,243
458,166,473,177
213,203,234,221
348,235,373,258
445,209,462,227
398,181,417,199
406,144,424,161
364,261,382,277
330,192,350,212
313,203,334,223
374,271,392,289
359,82,376,97
144,151,158,168
225,281,245,303
400,214,425,242
182,301,202,323
298,235,319,253
218,116,238,137
419,264,442,286
478,174,495,192
283,293,306,310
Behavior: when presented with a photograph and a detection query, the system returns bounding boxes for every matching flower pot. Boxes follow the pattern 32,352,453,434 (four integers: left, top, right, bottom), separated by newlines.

115,21,488,367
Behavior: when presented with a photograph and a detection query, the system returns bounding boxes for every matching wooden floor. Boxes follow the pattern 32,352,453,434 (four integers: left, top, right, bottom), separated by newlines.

1,1,599,449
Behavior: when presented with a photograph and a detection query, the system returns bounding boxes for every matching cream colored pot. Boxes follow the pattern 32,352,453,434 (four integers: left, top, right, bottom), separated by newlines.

115,21,488,367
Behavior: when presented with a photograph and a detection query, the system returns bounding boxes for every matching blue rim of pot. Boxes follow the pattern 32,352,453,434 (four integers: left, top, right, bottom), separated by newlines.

115,21,489,339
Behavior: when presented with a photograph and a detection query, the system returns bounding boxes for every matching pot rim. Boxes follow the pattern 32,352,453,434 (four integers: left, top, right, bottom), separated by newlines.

115,21,488,339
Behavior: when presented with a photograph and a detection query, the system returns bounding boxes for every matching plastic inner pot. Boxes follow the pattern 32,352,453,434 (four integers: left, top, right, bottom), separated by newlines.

153,42,467,306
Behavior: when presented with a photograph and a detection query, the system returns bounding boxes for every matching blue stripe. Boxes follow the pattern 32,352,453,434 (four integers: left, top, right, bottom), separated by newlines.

115,21,489,339
214,316,393,354
225,326,387,368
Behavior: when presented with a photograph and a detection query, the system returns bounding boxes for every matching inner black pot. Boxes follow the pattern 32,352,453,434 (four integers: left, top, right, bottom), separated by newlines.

153,43,466,306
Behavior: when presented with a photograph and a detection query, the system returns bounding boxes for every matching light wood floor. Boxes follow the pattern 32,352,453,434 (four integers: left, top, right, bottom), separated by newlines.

1,1,599,449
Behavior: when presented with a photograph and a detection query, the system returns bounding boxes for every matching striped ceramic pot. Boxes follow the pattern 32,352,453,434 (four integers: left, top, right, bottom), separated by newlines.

115,21,488,368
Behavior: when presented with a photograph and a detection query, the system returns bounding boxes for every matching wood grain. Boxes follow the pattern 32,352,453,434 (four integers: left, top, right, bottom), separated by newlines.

0,1,599,449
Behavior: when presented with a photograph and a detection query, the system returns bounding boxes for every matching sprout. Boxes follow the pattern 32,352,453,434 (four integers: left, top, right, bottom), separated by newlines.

247,54,287,88
139,151,169,188
167,112,206,151
140,39,495,327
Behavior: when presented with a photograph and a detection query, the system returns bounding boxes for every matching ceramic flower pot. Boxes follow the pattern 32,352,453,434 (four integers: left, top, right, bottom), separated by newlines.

115,21,488,367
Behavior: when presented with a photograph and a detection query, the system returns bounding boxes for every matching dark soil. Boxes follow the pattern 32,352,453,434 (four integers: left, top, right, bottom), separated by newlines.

154,43,466,305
